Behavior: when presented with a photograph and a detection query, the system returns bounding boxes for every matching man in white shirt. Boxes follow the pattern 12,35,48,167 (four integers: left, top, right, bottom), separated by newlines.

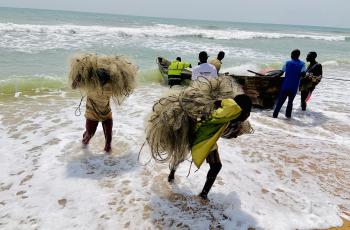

191,51,218,80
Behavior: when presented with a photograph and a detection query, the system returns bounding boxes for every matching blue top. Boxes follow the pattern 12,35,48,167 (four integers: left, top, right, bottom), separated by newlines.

281,59,306,94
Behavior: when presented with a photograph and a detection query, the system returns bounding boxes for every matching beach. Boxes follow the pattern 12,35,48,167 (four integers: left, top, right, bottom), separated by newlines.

1,7,350,230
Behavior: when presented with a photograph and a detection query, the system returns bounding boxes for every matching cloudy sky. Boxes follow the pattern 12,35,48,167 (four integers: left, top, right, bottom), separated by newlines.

1,0,349,28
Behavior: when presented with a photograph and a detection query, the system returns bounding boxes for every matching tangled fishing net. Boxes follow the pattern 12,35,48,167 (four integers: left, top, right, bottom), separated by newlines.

68,53,137,104
145,76,253,169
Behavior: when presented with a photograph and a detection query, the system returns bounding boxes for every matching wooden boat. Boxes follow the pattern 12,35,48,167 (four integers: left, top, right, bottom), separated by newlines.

157,56,283,109
228,70,284,109
157,57,192,85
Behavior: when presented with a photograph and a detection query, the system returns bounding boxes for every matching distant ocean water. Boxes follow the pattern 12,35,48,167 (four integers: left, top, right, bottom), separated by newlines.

0,7,349,94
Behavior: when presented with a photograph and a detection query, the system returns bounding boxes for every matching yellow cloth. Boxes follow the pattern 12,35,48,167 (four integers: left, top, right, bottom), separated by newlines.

191,98,242,168
192,124,228,168
209,58,222,73
85,83,113,121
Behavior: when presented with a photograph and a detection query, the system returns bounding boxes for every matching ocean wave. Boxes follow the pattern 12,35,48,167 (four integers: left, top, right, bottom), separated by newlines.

322,59,350,66
0,23,346,52
0,75,67,95
0,70,166,95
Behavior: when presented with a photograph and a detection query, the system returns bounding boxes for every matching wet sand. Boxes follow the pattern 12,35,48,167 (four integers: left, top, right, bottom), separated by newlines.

1,85,350,229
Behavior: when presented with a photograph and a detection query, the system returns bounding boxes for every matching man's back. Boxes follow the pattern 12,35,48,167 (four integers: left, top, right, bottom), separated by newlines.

209,58,222,73
168,60,190,76
307,63,322,77
281,59,306,93
192,63,217,80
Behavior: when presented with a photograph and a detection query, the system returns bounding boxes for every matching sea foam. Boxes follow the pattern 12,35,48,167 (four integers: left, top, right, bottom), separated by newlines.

0,22,346,53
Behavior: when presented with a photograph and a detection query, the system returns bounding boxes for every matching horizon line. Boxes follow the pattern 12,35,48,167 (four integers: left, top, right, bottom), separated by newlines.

1,6,349,30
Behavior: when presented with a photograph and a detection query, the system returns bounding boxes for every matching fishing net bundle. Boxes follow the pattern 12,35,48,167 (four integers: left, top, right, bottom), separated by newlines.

145,76,252,169
68,53,137,104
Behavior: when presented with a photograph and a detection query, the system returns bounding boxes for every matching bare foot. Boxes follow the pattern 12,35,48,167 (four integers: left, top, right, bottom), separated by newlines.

168,170,175,183
104,145,111,154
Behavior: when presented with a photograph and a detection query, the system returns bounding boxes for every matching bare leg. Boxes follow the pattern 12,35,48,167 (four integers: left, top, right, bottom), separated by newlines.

300,90,309,111
102,119,113,152
199,149,222,200
168,168,176,183
82,119,99,145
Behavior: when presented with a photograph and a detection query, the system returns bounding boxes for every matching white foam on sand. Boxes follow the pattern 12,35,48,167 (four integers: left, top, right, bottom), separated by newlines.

0,68,349,229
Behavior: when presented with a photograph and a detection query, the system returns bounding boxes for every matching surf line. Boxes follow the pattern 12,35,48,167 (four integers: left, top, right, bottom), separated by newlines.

323,77,350,82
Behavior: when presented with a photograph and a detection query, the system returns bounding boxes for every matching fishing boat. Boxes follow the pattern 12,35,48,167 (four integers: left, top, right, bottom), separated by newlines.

156,56,283,108
157,57,192,85
228,70,284,108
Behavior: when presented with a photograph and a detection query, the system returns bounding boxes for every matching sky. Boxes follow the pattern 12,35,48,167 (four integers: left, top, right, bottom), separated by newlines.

0,0,349,28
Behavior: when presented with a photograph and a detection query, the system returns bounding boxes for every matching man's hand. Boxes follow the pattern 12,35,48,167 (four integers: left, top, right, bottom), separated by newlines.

314,76,322,84
72,75,81,89
72,80,79,89
214,100,222,109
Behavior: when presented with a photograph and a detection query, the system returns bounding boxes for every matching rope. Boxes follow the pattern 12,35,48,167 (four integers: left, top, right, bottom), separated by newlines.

186,160,193,177
75,95,85,116
137,140,152,166
138,140,146,161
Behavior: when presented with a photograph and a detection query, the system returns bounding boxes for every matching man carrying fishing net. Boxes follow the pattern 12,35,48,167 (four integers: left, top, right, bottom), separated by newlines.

145,76,253,200
69,53,137,153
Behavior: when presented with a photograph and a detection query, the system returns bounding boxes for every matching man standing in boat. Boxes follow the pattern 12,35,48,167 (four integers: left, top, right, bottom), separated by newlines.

209,51,225,74
299,51,323,111
273,49,306,118
167,57,191,87
192,51,218,80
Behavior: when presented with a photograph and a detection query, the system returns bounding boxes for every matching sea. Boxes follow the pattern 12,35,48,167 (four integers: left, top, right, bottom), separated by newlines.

0,7,349,230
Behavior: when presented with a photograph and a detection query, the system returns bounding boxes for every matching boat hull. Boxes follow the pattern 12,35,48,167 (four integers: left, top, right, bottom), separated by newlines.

157,56,283,109
229,73,283,109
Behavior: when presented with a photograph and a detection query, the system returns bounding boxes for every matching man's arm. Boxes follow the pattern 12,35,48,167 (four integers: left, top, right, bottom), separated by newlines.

71,74,81,89
211,65,218,77
314,64,323,82
282,62,287,72
184,62,191,68
191,68,198,80
300,63,307,78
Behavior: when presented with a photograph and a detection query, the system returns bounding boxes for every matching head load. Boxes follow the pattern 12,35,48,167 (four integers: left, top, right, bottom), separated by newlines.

145,76,253,169
68,53,138,104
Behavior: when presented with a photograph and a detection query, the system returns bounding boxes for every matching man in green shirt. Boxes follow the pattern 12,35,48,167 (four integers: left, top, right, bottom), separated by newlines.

167,57,191,87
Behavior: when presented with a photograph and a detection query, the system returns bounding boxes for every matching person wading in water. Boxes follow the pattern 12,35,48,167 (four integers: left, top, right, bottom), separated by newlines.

299,51,323,111
69,54,137,153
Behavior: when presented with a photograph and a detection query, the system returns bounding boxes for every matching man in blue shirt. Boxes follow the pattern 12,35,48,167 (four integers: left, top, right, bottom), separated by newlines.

273,49,306,118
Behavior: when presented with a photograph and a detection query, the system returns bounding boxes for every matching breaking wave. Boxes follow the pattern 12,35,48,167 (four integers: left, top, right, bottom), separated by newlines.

0,23,346,52
0,75,67,95
0,70,166,96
